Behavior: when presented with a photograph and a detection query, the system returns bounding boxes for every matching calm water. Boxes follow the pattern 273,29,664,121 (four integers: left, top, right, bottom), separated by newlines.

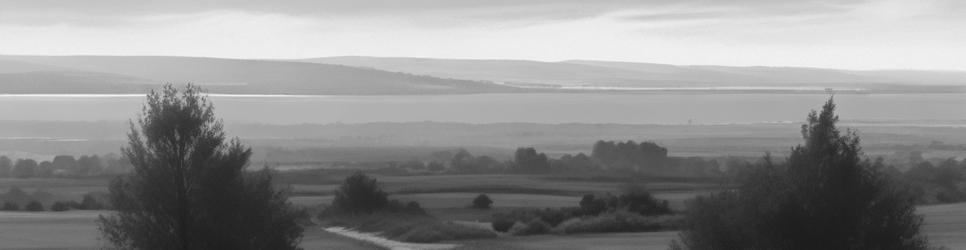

0,93,962,125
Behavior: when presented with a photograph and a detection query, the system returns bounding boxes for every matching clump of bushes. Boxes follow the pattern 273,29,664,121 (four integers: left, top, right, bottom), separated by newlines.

329,172,389,214
318,172,495,243
558,212,681,234
509,218,552,236
491,207,583,232
492,184,675,236
472,193,493,209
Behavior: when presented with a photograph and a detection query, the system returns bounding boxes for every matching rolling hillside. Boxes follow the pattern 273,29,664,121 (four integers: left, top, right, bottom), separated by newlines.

303,56,966,92
0,56,519,94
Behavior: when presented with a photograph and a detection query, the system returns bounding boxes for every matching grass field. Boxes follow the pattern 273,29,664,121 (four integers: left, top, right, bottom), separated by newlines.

2,174,965,249
2,201,964,249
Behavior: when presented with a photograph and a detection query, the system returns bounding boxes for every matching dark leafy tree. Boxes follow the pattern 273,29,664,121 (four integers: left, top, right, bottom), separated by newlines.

511,147,551,174
97,84,303,250
331,172,389,214
77,155,104,176
12,159,37,178
0,156,12,177
472,194,493,209
674,98,930,250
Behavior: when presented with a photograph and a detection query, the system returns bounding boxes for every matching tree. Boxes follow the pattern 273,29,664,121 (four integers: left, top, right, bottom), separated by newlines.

77,155,104,176
472,194,493,209
331,172,388,214
11,159,37,178
511,147,551,174
674,98,929,250
97,85,303,250
51,155,77,175
0,156,12,177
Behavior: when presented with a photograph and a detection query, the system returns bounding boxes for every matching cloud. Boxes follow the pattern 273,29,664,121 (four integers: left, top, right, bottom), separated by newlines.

0,0,963,70
0,0,877,27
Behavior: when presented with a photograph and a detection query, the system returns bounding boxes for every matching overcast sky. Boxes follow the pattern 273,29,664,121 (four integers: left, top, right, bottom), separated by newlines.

1,0,963,70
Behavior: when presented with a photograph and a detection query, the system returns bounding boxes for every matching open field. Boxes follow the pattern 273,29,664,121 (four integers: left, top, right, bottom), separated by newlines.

287,174,718,196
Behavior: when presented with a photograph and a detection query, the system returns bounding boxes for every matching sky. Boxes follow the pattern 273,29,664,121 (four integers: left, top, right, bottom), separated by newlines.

0,0,963,70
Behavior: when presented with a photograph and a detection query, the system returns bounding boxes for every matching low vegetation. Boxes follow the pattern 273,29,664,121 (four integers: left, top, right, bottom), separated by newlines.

318,172,497,243
490,184,677,236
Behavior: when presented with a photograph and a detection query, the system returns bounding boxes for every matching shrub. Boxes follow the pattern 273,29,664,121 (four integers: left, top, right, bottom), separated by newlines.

1,201,18,211
331,172,388,214
24,200,43,211
491,216,516,232
559,212,679,234
509,218,551,236
472,193,493,209
51,201,71,211
321,211,496,243
579,194,611,216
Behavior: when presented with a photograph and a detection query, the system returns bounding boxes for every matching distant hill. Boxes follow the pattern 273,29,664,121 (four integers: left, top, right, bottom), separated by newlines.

302,56,966,92
0,55,520,94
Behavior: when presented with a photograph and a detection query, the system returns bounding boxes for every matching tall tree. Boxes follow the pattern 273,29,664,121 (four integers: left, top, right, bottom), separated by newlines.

674,98,929,250
98,84,303,250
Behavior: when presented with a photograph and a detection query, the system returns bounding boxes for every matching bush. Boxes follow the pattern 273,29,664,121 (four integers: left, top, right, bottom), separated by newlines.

1,201,18,211
509,218,551,236
472,193,493,209
321,212,496,243
491,216,516,232
50,201,71,211
331,172,388,214
559,212,680,234
24,200,43,211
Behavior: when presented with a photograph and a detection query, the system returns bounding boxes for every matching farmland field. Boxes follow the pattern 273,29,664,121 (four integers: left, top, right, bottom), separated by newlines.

3,173,966,250
2,202,965,249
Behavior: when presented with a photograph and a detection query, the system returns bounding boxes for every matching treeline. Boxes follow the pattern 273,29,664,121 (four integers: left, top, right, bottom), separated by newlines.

0,187,108,211
901,157,966,204
0,153,131,178
393,140,723,177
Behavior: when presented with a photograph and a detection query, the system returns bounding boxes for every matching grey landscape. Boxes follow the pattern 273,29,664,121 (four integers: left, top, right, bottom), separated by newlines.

0,0,964,249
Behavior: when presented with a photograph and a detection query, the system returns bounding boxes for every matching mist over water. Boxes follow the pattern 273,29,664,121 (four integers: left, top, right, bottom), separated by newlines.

0,93,962,125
